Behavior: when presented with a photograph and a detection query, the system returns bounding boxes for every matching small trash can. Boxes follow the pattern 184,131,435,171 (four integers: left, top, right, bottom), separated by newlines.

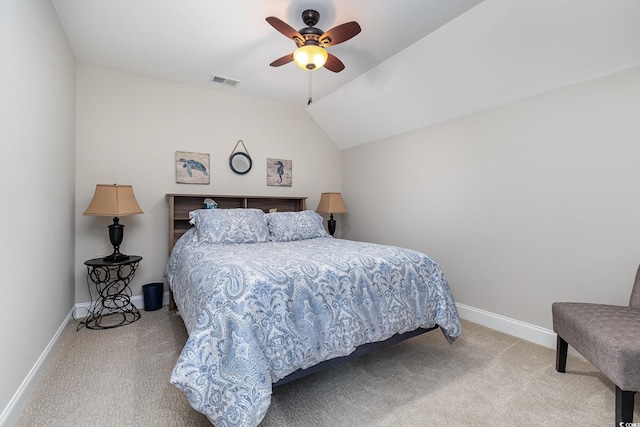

142,283,164,311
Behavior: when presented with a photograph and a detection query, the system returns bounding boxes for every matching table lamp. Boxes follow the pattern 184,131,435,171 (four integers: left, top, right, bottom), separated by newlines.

84,184,143,262
316,192,347,236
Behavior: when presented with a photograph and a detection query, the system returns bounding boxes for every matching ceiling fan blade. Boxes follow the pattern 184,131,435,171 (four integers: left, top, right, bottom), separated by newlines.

324,53,345,73
266,17,304,45
319,21,361,46
270,53,294,67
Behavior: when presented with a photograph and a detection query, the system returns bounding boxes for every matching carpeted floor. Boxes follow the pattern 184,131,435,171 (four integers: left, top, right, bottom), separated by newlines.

16,308,635,426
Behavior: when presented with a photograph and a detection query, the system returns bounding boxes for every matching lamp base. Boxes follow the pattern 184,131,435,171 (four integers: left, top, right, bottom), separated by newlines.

103,252,130,263
104,217,129,262
328,214,336,236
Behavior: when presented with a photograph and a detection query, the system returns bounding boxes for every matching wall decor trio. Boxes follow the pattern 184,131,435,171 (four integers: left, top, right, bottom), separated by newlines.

175,146,292,187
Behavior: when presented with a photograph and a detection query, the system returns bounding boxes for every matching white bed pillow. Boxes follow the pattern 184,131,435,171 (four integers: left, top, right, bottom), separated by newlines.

189,208,269,244
266,210,329,242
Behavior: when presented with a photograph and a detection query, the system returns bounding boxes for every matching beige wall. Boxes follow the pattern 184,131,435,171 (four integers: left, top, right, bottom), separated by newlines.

0,0,76,422
342,65,640,330
74,63,342,303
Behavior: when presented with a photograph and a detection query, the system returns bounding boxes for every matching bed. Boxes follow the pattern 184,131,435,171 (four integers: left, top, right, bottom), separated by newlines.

164,194,461,426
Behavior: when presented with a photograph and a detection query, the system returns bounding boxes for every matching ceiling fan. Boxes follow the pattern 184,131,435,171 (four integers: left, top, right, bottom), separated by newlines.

266,9,361,73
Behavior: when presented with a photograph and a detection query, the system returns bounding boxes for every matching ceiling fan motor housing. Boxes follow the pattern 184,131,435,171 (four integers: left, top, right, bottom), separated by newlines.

299,10,323,45
301,10,320,27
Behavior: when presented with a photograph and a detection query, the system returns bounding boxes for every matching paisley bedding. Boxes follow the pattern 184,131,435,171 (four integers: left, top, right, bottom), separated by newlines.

165,229,461,426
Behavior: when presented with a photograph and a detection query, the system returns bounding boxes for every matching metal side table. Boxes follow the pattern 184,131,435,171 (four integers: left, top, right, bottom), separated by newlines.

82,255,142,330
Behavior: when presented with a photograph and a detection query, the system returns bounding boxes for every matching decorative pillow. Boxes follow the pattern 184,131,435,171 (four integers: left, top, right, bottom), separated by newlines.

266,210,329,242
189,208,269,244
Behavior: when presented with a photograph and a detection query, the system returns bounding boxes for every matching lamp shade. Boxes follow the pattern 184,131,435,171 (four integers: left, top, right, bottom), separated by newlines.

84,184,143,217
293,44,328,70
316,192,347,214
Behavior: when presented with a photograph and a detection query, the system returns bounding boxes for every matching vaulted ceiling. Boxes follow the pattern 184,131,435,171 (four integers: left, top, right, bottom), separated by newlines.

51,0,640,149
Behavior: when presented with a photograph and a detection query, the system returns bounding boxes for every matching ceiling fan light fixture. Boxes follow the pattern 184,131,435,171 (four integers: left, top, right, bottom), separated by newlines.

293,44,328,70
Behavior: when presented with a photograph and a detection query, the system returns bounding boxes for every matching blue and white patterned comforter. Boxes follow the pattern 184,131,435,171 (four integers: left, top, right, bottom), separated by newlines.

165,230,461,426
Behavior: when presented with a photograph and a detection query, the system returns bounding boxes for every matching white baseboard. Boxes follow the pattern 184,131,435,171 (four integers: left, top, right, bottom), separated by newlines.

73,291,171,318
456,302,558,350
456,303,585,360
0,310,73,427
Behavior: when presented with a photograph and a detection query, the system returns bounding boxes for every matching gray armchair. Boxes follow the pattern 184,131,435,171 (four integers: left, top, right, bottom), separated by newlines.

552,265,640,425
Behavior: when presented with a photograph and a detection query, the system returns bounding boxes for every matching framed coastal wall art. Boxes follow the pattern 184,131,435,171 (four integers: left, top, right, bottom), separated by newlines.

176,151,210,184
267,158,292,187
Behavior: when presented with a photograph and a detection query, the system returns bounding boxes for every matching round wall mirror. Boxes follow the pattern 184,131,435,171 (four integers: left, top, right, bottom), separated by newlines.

229,152,252,175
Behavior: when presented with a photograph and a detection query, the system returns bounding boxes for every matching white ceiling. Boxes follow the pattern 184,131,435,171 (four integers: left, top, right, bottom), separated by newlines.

51,0,483,105
51,0,640,149
310,0,640,148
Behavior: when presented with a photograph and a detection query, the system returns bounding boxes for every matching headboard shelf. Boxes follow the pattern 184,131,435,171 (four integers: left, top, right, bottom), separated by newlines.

166,194,307,252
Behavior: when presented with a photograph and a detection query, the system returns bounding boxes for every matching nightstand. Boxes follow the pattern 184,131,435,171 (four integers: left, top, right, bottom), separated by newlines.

82,255,143,330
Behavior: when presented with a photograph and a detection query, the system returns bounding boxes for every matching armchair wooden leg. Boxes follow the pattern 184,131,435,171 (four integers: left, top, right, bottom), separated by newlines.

615,386,635,424
556,335,568,373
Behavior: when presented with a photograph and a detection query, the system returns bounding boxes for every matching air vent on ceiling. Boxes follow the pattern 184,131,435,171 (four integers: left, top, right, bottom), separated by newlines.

209,75,241,88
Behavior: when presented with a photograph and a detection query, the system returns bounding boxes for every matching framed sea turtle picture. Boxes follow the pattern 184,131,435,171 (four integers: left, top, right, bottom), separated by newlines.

267,158,292,187
176,151,210,184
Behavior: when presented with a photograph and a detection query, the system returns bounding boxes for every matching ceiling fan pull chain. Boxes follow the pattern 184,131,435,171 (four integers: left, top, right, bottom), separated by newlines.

308,71,313,105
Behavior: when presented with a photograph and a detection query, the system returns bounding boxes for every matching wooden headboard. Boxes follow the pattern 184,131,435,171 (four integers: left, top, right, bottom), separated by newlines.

166,194,307,252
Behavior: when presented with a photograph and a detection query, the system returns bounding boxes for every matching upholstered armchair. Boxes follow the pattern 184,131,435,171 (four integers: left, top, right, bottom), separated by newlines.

552,265,640,424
